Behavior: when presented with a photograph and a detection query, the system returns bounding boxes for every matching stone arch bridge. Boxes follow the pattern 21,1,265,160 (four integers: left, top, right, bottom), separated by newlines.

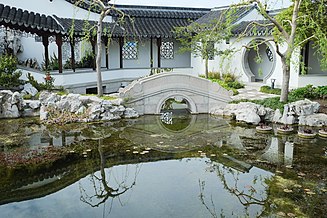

120,73,233,115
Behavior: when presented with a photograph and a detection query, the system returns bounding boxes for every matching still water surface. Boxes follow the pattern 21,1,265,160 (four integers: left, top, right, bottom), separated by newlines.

0,114,326,217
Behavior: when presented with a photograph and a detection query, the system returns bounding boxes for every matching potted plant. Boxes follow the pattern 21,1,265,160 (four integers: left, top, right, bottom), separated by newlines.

277,124,294,134
298,128,316,139
318,128,327,138
256,122,272,133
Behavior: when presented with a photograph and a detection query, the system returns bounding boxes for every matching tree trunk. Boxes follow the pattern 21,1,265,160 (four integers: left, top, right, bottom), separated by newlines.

280,57,291,102
205,58,209,79
96,13,105,97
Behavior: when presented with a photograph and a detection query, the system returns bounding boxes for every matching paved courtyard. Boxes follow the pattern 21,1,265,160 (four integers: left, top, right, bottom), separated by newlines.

231,82,280,101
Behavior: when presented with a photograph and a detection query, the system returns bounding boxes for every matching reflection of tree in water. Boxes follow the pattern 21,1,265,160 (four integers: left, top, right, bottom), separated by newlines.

199,162,269,217
78,128,140,213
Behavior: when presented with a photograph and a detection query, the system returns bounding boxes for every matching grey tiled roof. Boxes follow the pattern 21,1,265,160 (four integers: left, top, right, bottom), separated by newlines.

54,16,125,37
0,4,64,34
195,5,255,25
64,0,210,38
232,20,274,36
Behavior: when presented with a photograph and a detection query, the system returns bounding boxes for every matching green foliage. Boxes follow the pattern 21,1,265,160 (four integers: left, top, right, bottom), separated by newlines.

289,84,327,99
27,72,55,91
174,8,236,78
260,86,282,95
76,52,94,68
207,71,221,80
200,71,244,95
23,94,32,100
233,85,327,112
43,53,59,71
0,54,23,88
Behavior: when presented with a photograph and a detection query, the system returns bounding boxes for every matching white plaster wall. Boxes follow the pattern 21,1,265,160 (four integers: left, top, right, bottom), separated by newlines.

191,36,303,88
17,37,58,67
1,0,111,22
109,40,120,69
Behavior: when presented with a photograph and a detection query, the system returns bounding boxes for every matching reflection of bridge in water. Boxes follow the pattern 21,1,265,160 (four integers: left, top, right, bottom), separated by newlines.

1,116,313,207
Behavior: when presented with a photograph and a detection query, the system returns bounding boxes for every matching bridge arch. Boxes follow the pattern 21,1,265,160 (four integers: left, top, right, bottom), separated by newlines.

120,73,233,115
156,93,197,114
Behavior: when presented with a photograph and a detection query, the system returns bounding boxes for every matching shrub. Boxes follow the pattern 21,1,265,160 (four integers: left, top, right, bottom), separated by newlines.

207,71,221,80
227,81,245,89
315,86,327,99
0,54,23,88
43,53,59,71
222,72,238,83
27,72,55,91
289,85,319,99
260,85,281,95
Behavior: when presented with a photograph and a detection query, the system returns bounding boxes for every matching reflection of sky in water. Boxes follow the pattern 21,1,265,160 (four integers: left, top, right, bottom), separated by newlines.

0,158,272,218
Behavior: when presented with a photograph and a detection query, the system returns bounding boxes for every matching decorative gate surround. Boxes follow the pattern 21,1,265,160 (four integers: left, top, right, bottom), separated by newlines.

120,73,233,115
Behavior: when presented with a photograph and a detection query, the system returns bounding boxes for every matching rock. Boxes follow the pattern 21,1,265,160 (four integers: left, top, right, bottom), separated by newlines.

39,91,60,106
75,106,87,115
4,104,20,118
66,94,82,113
111,98,123,106
264,108,275,122
79,95,102,104
289,99,320,116
101,112,120,121
23,83,38,96
23,108,40,117
299,113,327,127
236,109,261,125
40,106,48,121
124,108,139,118
24,100,41,109
273,109,282,123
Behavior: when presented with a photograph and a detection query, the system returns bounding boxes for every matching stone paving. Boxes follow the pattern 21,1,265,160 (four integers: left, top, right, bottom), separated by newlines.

231,82,280,101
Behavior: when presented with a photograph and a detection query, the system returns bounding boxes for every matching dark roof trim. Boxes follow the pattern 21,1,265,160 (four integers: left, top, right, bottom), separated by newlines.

0,3,64,35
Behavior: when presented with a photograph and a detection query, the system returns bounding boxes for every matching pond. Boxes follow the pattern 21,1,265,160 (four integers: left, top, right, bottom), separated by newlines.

0,114,326,218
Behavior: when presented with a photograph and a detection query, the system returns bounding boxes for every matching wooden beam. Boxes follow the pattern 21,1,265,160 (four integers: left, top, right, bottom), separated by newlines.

150,38,153,68
119,37,124,69
103,37,109,69
56,35,63,74
42,35,49,70
157,37,162,68
90,36,96,71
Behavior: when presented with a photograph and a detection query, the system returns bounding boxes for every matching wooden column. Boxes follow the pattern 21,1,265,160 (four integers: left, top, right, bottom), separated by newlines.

103,37,109,69
90,37,96,71
42,35,49,70
157,37,162,68
69,37,76,72
119,37,124,69
56,35,63,73
150,38,153,68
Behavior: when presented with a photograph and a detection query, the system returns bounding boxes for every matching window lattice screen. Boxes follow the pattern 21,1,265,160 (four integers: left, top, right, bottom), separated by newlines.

122,41,138,60
266,47,274,62
161,41,174,59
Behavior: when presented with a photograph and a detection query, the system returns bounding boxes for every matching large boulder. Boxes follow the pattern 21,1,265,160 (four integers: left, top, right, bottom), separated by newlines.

289,99,320,116
299,113,327,127
210,102,272,124
22,83,38,97
124,108,139,119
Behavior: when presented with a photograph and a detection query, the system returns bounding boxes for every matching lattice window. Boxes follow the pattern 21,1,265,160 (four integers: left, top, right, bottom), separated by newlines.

161,41,174,59
62,41,81,62
266,46,274,62
122,41,138,60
